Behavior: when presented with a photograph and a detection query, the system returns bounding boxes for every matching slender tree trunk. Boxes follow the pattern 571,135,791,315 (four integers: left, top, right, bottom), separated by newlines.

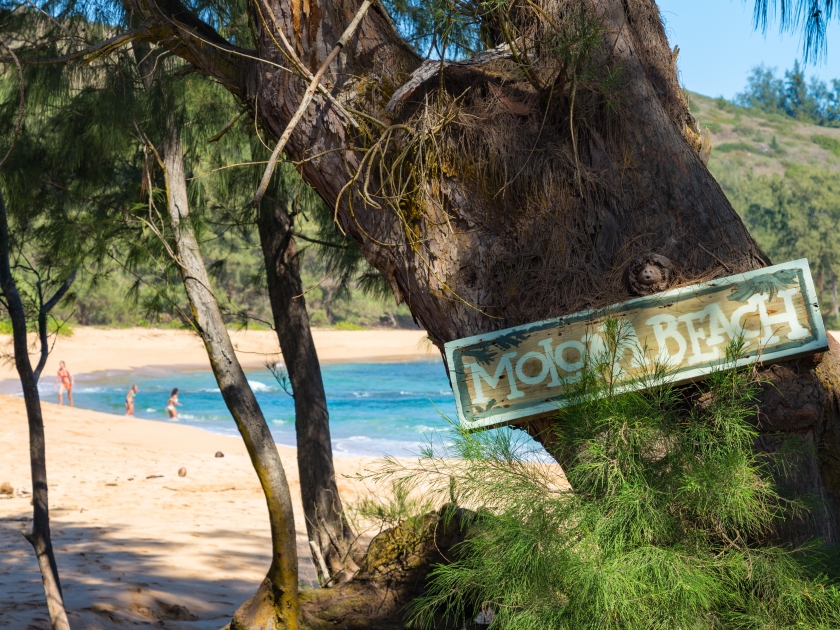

257,200,359,584
0,191,72,630
130,0,840,545
159,128,299,629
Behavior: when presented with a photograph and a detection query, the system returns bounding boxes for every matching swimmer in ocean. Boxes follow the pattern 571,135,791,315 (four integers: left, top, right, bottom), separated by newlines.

125,385,138,416
166,388,181,419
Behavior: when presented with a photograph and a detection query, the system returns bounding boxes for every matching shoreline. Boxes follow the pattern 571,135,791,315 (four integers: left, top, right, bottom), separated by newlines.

0,326,437,384
0,354,443,396
0,394,399,628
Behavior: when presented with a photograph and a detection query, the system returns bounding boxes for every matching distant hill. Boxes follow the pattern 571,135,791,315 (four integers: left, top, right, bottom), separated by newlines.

688,91,840,178
689,92,840,326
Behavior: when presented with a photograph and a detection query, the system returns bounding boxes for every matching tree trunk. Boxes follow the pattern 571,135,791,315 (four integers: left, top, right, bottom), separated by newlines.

257,199,359,583
130,0,840,545
0,191,72,630
159,128,300,629
832,275,838,320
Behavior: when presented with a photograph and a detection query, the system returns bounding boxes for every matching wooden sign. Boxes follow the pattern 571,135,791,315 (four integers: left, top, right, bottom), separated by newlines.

444,259,828,431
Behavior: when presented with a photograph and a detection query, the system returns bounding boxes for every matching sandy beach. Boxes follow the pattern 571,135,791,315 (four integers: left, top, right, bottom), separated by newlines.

0,394,399,629
3,327,834,628
0,326,436,383
0,327,437,629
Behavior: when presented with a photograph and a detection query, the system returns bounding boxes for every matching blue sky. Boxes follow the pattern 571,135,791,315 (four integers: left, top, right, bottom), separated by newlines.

657,0,840,99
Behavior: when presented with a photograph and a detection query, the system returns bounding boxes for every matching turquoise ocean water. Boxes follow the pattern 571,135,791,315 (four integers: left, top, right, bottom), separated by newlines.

2,361,459,457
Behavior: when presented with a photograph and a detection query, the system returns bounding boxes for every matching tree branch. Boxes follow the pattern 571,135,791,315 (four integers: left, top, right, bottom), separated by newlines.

0,30,139,66
125,0,255,98
251,0,375,207
384,42,514,113
33,271,76,383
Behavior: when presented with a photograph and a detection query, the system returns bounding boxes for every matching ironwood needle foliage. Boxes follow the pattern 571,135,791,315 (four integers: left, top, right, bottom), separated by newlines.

374,324,840,629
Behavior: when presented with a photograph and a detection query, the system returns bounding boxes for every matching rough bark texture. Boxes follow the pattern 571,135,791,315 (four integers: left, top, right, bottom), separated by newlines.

128,0,840,545
257,200,359,582
298,506,469,629
754,336,840,546
0,191,72,630
160,129,300,629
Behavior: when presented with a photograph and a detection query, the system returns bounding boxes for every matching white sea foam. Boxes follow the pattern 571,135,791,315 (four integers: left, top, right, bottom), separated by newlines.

247,380,274,393
200,387,221,393
413,424,448,434
352,391,371,398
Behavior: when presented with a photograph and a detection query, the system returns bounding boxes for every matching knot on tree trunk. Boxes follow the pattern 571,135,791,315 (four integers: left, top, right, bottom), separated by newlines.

625,254,674,296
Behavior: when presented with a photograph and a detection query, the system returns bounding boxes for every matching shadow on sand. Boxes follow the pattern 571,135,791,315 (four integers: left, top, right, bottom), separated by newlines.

0,509,319,630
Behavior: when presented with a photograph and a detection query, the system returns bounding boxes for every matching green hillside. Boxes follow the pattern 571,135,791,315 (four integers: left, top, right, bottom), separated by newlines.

687,92,840,327
689,92,840,178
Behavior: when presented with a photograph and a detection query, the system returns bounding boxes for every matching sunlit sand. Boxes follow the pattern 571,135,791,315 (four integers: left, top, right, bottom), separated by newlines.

0,384,405,627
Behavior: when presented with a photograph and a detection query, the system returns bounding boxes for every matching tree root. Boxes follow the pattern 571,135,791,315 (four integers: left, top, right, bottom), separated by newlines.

230,506,470,630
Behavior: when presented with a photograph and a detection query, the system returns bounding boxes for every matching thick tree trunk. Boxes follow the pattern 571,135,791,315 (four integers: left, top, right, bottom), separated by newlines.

159,129,300,629
130,0,840,544
0,191,72,630
257,199,359,583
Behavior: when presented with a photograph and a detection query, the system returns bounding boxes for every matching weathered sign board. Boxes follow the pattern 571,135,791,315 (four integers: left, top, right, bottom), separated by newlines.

444,259,828,431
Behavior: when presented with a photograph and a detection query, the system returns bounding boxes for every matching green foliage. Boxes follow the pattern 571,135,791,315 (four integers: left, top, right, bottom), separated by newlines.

715,142,767,155
734,62,840,126
331,321,366,331
382,0,482,59
811,134,840,155
0,5,410,331
353,480,436,533
48,318,73,336
374,330,840,629
726,166,840,319
698,87,840,322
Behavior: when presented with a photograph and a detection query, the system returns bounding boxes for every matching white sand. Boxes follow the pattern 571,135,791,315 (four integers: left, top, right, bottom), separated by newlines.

0,395,400,629
0,326,436,383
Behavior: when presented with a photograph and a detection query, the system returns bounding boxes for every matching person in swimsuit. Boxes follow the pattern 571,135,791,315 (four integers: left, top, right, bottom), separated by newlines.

55,361,73,407
125,385,138,416
166,388,181,419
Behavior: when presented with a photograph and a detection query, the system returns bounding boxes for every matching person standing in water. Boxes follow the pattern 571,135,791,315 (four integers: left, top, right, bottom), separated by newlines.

55,361,73,407
166,388,181,419
125,385,138,416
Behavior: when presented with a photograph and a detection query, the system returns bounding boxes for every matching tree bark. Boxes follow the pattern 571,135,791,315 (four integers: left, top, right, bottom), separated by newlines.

257,199,359,583
0,190,72,630
159,128,300,629
128,0,840,545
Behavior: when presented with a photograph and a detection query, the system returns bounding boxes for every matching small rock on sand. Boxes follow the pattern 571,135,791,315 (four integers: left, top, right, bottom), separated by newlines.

215,451,224,458
0,482,13,495
178,467,187,477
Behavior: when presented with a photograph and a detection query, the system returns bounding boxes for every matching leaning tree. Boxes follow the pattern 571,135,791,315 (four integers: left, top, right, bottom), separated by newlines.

114,0,840,545
7,0,840,625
